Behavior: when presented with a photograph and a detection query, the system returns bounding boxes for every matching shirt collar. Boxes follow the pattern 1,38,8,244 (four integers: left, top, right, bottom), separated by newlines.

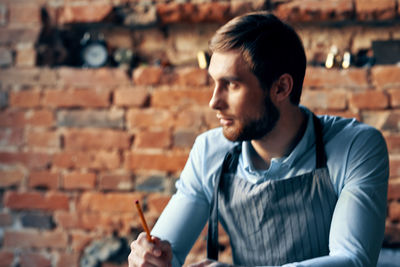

241,106,316,173
280,106,315,169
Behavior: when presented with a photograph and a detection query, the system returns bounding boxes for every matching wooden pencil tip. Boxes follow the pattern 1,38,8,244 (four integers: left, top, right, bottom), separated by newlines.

135,200,139,204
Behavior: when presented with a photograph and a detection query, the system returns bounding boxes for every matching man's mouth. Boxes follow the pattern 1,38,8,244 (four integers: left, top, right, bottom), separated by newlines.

216,114,234,126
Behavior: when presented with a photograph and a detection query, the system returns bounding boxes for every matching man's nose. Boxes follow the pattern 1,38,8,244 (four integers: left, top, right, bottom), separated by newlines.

209,86,226,110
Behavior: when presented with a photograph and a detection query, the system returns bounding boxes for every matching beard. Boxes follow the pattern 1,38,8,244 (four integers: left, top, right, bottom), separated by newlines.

222,95,280,142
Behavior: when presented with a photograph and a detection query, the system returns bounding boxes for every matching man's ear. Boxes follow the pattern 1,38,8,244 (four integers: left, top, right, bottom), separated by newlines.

270,74,293,103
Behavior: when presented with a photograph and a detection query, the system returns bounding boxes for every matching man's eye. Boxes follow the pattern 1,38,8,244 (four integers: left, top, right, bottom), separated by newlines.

228,82,239,89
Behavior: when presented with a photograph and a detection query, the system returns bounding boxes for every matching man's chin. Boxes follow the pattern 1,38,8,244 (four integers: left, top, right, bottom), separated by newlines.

222,127,242,142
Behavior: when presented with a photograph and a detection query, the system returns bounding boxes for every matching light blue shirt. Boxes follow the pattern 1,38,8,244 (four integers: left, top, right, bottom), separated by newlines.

152,107,389,267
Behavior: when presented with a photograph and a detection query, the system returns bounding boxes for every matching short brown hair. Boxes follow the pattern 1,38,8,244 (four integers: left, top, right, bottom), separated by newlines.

209,11,306,105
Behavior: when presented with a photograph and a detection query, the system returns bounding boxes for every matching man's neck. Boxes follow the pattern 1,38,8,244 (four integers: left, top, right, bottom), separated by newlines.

250,107,307,169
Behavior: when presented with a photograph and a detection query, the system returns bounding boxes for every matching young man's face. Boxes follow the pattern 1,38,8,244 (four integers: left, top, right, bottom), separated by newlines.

208,50,280,142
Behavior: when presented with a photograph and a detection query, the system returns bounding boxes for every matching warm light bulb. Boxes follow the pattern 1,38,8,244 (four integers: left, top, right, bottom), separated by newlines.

342,52,351,69
197,51,208,69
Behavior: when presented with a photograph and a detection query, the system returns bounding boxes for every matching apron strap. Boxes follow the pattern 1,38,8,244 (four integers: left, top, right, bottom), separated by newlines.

207,144,241,260
312,114,327,169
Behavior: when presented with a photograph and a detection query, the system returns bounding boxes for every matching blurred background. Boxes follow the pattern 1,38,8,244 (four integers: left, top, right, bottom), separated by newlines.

0,0,400,266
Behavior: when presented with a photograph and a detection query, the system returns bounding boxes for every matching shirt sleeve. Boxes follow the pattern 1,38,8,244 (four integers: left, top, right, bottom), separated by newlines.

282,127,389,267
151,136,210,266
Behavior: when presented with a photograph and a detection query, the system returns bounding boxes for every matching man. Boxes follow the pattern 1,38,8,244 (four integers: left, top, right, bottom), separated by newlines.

128,11,389,267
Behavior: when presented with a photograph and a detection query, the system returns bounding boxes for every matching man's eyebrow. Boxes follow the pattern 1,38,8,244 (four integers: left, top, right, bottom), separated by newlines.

208,73,241,82
222,76,241,82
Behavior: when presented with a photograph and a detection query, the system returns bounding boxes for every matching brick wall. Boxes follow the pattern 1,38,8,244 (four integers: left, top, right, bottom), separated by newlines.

1,0,400,266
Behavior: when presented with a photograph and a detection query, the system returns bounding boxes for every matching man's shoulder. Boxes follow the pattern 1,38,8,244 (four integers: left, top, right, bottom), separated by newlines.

319,114,383,144
319,114,388,193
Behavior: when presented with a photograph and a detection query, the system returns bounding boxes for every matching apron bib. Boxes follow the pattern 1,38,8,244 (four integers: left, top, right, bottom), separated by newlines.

207,115,338,266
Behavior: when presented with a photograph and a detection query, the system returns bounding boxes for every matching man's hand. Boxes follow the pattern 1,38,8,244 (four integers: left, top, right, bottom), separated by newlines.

128,232,173,267
188,259,234,267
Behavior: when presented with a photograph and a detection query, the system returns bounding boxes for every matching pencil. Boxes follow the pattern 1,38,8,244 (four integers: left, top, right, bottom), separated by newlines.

135,200,152,242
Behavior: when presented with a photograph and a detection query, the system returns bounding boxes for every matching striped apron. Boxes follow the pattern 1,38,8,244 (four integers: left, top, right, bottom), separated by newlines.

207,115,338,266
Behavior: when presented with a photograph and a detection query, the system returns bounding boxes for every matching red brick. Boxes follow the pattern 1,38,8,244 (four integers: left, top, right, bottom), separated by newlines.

275,0,353,22
0,111,26,127
0,213,13,227
133,66,163,85
384,221,400,245
361,110,400,132
176,68,209,86
125,151,188,172
99,173,134,191
173,129,198,148
0,3,7,26
54,211,79,229
390,155,400,178
135,129,171,149
147,194,171,214
114,87,149,107
29,171,59,190
63,129,131,150
230,1,261,17
388,88,400,107
56,252,79,267
301,90,347,110
372,66,400,89
4,191,69,211
318,110,360,121
15,47,36,67
388,178,400,201
204,108,220,129
43,88,110,108
389,201,400,221
53,150,121,170
0,169,24,188
70,231,94,252
1,28,39,48
58,68,131,87
126,109,174,129
79,212,121,232
175,108,205,130
27,130,59,148
27,109,54,127
0,251,14,267
120,213,142,235
156,3,192,24
0,109,54,127
37,68,58,86
398,2,400,17
62,172,96,190
78,192,144,213
157,2,231,24
87,152,121,171
3,230,68,249
349,90,389,110
0,128,24,147
9,3,40,26
58,3,113,24
355,0,396,20
304,67,368,88
194,2,231,23
20,252,51,267
152,88,212,108
9,89,41,108
0,68,41,87
0,152,52,169
385,134,400,153
57,109,124,129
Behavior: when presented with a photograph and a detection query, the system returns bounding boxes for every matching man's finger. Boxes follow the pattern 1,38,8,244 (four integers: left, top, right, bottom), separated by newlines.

188,259,214,267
